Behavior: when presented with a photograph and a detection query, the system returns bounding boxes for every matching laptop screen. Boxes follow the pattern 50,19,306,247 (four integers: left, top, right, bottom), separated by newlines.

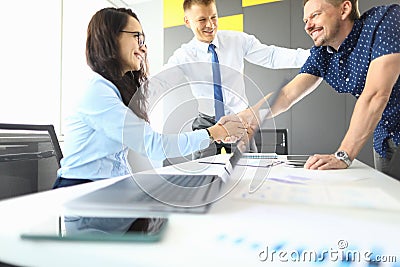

224,142,243,176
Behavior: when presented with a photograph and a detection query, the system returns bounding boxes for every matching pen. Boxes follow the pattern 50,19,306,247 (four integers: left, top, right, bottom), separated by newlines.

198,161,226,165
198,160,284,168
236,161,284,168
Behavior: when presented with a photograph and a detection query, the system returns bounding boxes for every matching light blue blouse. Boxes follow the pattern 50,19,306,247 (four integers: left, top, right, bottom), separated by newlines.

57,72,210,180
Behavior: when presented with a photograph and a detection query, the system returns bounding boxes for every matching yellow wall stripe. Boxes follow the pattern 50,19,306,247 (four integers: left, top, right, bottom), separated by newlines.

164,0,281,28
242,0,282,7
164,0,243,31
219,14,243,32
164,0,185,28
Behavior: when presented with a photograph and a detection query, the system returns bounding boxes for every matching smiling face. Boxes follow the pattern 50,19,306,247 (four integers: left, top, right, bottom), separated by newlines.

119,16,146,74
303,0,347,49
184,2,218,43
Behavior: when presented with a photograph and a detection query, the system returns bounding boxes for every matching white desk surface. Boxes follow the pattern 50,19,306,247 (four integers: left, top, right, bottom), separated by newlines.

1,156,400,267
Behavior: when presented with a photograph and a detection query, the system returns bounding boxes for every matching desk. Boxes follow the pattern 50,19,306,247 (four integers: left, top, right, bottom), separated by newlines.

0,158,400,267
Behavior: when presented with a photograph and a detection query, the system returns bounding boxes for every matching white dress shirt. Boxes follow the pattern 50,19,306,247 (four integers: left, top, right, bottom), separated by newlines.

164,30,310,116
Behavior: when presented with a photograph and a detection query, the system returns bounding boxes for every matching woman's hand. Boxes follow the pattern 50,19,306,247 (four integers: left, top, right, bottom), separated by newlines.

207,114,247,143
217,93,274,143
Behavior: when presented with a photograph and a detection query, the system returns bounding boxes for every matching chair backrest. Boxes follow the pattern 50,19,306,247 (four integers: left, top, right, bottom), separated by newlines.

254,128,288,155
0,123,63,200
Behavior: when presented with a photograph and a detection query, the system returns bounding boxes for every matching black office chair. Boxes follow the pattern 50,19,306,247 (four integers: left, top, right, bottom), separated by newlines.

0,262,19,267
0,123,63,200
254,128,288,155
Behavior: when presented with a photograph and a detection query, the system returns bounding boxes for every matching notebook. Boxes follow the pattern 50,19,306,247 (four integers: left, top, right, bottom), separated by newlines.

63,146,244,215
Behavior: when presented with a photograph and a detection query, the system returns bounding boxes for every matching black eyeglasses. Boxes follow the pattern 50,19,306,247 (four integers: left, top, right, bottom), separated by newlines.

120,30,145,47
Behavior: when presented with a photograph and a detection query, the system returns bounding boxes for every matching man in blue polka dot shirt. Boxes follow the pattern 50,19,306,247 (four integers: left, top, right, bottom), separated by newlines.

224,0,400,179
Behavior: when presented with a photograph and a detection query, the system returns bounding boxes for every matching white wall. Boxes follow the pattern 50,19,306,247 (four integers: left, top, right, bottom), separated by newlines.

0,0,62,128
130,0,164,76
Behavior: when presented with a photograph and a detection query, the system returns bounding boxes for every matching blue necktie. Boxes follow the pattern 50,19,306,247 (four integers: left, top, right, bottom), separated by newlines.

208,44,224,121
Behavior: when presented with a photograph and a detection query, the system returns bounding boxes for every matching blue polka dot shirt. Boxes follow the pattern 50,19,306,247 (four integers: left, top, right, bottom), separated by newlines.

300,4,400,158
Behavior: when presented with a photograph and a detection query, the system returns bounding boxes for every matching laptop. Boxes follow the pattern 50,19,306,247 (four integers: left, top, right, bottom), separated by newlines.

63,145,244,215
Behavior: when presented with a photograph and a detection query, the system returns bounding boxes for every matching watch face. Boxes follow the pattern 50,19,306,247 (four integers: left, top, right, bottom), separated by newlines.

335,151,351,167
337,151,345,157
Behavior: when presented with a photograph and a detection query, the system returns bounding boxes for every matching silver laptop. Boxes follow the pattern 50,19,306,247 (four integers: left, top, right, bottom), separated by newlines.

63,146,243,215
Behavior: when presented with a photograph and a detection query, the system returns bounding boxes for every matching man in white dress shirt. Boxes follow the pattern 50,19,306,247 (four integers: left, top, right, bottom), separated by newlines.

165,0,310,158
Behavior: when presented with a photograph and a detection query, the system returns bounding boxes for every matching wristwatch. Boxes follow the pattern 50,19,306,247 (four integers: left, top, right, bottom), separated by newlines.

334,150,352,167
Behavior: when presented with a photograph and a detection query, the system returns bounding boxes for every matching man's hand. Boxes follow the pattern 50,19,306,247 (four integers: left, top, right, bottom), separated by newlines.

304,154,348,170
218,93,274,143
208,114,247,143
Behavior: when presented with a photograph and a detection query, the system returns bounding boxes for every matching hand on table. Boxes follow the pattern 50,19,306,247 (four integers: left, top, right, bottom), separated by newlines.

304,154,348,170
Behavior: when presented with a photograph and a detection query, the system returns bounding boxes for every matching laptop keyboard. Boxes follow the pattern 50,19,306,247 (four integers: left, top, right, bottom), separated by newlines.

133,174,220,205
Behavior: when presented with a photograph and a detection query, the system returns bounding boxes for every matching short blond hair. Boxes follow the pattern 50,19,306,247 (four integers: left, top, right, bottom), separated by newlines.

183,0,215,11
303,0,360,20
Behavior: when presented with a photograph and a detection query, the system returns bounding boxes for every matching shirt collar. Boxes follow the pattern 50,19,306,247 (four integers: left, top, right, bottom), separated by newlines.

326,46,335,53
325,20,362,54
192,32,220,54
338,19,362,53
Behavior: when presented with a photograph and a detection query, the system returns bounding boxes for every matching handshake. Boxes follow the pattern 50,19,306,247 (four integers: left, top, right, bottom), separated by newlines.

206,93,273,145
206,113,249,144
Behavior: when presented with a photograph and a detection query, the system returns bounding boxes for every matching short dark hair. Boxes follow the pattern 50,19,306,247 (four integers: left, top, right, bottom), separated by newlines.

183,0,215,11
303,0,360,20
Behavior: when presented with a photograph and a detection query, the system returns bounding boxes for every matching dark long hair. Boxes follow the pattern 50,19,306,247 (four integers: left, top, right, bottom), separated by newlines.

86,7,149,122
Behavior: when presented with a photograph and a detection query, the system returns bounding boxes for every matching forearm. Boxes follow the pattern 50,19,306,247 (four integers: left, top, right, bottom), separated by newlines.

267,89,296,119
246,42,310,69
265,74,322,119
339,53,400,160
232,74,322,131
338,94,390,160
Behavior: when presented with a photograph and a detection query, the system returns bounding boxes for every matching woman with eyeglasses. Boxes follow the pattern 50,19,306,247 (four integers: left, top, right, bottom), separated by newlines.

53,7,245,188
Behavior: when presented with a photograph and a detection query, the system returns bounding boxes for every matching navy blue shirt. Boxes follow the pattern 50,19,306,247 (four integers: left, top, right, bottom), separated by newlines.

300,4,400,157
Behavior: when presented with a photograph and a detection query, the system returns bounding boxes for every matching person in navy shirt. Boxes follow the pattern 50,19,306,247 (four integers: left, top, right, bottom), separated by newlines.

223,0,400,179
